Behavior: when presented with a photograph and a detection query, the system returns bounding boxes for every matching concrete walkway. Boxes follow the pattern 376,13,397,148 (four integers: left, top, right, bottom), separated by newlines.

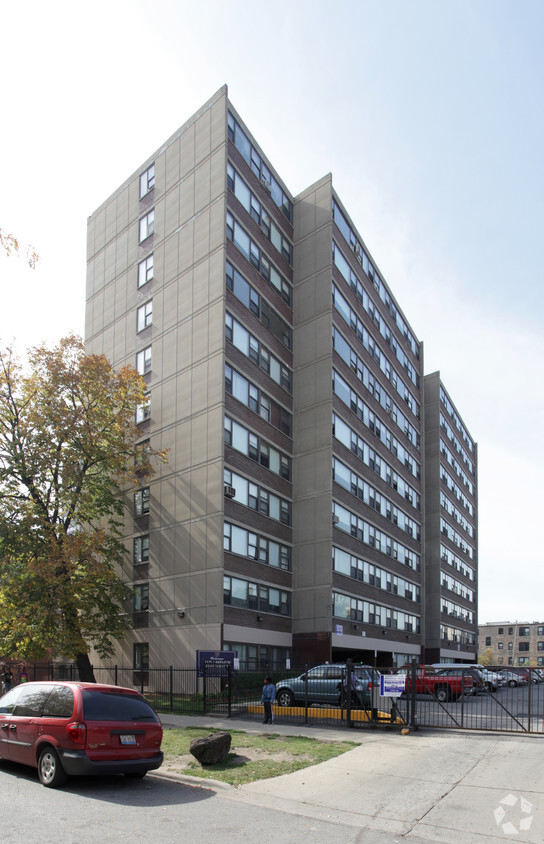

158,713,544,842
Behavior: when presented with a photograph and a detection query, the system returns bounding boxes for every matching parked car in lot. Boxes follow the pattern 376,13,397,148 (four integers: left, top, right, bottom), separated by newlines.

274,663,377,708
481,668,505,691
498,670,528,687
0,681,163,788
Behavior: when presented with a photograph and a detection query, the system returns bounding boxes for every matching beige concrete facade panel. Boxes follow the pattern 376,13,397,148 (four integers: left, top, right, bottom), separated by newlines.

192,257,211,313
205,461,223,516
128,178,141,223
209,247,226,300
211,96,227,148
159,373,177,428
159,476,177,526
179,172,195,223
192,308,210,364
104,239,117,287
114,229,129,279
165,138,181,190
293,584,332,632
189,412,209,467
161,328,179,382
189,525,207,574
114,272,128,323
195,158,211,210
105,200,117,247
161,280,178,333
193,210,211,265
194,109,212,165
178,224,194,274
164,185,181,239
115,188,130,233
180,123,195,178
210,199,226,253
190,466,209,517
161,236,176,287
210,147,227,201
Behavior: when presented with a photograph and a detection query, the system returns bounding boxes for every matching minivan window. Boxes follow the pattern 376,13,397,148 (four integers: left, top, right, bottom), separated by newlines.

13,685,52,717
42,686,74,718
0,686,23,714
82,690,159,722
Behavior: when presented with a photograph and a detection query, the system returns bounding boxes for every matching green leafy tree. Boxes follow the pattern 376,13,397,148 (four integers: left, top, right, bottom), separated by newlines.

0,335,165,680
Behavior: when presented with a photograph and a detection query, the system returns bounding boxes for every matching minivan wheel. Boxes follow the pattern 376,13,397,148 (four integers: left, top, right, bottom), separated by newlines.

276,689,294,707
38,746,67,788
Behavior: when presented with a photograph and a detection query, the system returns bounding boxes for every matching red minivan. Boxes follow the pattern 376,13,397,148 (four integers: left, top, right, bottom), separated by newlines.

0,681,163,788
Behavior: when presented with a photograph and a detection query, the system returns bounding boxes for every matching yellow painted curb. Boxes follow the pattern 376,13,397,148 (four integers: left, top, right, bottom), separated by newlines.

247,703,402,724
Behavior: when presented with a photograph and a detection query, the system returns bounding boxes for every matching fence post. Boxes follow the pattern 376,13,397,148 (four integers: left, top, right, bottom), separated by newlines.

304,663,309,724
410,658,417,731
527,670,532,733
115,665,118,686
227,663,232,718
346,659,353,728
170,666,174,713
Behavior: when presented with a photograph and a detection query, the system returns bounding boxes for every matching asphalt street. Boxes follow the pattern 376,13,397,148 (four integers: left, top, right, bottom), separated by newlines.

2,712,544,843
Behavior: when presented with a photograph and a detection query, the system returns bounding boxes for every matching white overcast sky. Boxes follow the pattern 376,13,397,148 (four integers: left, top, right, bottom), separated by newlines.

1,0,543,625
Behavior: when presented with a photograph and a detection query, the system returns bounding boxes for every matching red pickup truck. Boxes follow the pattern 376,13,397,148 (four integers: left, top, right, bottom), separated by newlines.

395,665,473,702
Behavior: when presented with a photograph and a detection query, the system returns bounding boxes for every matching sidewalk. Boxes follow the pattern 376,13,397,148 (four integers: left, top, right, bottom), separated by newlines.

158,713,544,842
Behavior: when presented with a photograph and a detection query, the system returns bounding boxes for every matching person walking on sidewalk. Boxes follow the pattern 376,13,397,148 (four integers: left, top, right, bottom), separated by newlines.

261,676,276,724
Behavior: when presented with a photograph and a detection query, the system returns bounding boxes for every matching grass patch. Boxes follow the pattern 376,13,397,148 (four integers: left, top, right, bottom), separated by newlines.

161,726,357,786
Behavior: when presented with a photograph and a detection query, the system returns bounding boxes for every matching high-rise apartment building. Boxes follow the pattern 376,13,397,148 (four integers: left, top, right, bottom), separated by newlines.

85,86,478,670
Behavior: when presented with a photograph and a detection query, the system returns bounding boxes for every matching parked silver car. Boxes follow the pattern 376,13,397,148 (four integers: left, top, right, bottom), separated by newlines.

274,663,377,708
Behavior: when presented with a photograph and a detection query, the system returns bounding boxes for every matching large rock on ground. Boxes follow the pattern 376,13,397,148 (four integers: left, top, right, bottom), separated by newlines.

189,731,232,765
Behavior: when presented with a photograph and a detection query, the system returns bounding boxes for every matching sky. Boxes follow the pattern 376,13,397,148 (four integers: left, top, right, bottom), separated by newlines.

1,0,543,625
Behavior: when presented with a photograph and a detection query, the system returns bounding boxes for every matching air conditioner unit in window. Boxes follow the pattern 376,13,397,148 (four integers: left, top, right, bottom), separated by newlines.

261,177,271,193
224,485,236,499
332,514,339,524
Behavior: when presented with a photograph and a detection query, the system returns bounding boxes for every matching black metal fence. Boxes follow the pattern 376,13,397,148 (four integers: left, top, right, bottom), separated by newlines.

5,662,544,734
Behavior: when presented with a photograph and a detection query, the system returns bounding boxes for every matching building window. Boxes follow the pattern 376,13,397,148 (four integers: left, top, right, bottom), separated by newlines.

519,627,530,637
133,642,149,670
508,627,513,635
508,642,513,650
519,657,529,666
498,642,504,650
223,575,291,616
136,391,151,424
519,642,530,651
139,164,155,199
137,301,153,332
538,642,544,652
139,209,155,243
485,637,491,647
133,583,149,611
538,657,544,666
134,487,150,517
134,535,150,564
138,254,154,287
498,627,504,634
136,346,152,375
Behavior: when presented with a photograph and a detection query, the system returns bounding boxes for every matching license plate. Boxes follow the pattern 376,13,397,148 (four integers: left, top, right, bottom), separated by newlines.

120,734,136,745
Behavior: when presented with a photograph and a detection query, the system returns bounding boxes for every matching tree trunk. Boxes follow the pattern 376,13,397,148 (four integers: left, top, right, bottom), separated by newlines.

76,652,96,682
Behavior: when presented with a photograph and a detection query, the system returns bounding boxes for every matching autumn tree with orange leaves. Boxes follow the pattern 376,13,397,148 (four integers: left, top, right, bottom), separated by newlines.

0,335,165,681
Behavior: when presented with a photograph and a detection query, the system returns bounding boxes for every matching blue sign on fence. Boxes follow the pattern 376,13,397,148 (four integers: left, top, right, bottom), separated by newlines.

196,650,237,678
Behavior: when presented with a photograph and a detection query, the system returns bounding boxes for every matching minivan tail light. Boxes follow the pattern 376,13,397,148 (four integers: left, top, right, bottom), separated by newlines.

66,722,86,744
